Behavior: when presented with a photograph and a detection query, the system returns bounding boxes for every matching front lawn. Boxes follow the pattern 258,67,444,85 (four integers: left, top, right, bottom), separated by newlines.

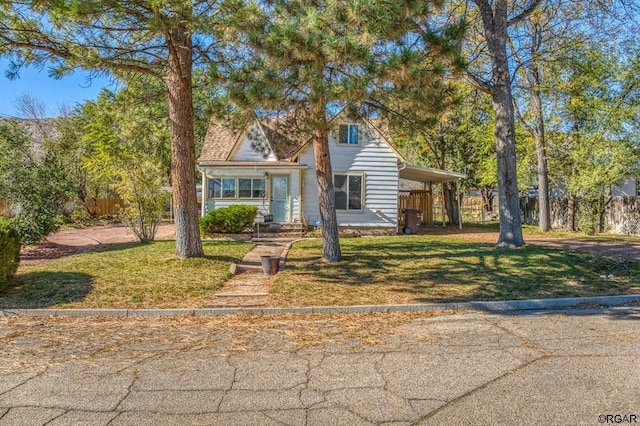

1,240,254,309
270,236,640,306
453,221,640,243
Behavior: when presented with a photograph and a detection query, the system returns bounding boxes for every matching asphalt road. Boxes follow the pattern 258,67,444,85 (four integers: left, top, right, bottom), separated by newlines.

1,308,638,425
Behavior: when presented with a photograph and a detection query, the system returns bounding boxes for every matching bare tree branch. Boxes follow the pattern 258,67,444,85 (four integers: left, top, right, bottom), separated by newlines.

464,71,495,95
508,0,543,27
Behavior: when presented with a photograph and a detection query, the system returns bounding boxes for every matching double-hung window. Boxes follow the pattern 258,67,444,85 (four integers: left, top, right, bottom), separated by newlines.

338,124,359,145
209,177,266,199
334,173,363,211
238,178,266,199
208,178,236,198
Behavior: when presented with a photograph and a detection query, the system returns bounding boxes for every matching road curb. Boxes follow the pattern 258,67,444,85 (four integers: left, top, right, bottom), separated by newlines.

1,294,639,318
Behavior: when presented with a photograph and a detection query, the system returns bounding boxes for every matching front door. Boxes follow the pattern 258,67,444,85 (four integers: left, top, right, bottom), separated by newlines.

270,175,290,222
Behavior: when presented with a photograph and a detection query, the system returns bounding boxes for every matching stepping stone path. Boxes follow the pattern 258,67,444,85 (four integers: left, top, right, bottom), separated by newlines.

207,239,296,308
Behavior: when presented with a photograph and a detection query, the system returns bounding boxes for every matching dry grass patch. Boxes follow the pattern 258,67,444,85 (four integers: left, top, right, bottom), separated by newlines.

270,236,640,306
2,311,459,365
1,240,253,309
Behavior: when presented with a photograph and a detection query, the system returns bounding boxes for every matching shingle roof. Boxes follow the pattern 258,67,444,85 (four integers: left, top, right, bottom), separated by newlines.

199,114,311,163
366,117,393,146
198,119,242,162
199,112,397,164
258,117,310,160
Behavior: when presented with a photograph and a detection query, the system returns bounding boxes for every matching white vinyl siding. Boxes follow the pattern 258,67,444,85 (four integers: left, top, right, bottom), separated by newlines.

202,169,302,222
229,121,278,162
300,119,398,227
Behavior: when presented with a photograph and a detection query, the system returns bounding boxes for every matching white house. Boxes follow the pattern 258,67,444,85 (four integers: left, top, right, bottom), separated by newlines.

197,112,465,231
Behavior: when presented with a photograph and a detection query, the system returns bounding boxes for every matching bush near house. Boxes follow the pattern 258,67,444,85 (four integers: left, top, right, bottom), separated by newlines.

0,217,20,290
199,205,258,235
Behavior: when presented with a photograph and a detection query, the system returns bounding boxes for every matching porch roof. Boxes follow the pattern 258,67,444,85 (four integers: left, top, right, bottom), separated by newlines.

399,163,466,184
198,161,308,168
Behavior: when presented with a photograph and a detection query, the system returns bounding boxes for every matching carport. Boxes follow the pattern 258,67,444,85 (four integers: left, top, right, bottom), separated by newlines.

398,162,466,230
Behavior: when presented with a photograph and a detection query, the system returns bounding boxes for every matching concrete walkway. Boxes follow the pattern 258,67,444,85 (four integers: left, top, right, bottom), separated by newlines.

207,240,295,308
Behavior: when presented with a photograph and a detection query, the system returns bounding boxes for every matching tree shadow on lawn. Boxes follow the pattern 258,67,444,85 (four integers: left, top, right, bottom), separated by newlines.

0,271,93,309
285,238,640,303
52,240,245,265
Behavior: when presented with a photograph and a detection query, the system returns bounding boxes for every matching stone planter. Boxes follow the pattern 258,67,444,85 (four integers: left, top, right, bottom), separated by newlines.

260,256,281,276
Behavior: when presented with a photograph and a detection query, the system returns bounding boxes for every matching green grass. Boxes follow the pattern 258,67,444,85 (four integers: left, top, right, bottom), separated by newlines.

270,235,640,306
1,240,254,309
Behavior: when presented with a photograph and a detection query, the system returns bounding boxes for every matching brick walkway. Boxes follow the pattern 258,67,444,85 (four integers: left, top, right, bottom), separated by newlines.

207,240,296,308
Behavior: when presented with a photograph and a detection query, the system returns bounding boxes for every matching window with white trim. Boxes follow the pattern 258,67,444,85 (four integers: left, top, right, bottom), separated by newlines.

338,124,359,145
239,178,266,199
208,178,236,198
209,177,266,199
334,173,363,211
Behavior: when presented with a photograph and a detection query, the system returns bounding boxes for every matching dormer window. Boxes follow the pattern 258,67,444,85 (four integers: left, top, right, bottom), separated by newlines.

338,124,359,145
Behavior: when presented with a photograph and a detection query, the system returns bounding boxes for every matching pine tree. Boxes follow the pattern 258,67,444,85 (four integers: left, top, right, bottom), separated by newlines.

0,1,229,258
224,0,451,262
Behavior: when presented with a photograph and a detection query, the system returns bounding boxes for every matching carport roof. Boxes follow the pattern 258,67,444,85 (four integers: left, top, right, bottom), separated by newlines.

399,163,466,184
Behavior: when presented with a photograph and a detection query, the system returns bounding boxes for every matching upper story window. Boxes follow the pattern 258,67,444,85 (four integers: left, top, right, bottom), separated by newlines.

338,124,359,145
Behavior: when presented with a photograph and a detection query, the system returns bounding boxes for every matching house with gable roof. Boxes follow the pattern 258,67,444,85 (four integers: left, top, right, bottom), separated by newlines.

197,112,465,231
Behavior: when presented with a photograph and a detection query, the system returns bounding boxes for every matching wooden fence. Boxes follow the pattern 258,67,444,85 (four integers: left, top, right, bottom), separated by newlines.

398,190,433,227
0,199,12,217
84,198,125,216
0,197,125,218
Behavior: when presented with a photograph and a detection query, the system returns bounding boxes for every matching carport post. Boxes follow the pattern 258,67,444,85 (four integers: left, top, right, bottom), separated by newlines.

457,182,463,230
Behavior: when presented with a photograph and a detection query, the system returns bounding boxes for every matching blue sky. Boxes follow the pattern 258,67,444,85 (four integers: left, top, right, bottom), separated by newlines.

0,58,114,118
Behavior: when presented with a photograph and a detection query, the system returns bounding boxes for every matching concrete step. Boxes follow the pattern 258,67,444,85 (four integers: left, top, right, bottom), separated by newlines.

215,292,269,297
252,233,304,240
254,224,305,236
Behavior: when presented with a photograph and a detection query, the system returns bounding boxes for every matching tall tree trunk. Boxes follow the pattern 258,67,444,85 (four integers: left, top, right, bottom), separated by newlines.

567,192,577,231
493,85,524,247
166,22,204,259
311,112,341,263
530,44,551,232
443,181,460,225
510,13,551,233
533,133,551,231
476,0,524,248
480,187,495,214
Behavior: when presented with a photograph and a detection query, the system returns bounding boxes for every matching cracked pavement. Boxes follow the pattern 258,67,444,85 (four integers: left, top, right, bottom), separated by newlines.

0,309,638,425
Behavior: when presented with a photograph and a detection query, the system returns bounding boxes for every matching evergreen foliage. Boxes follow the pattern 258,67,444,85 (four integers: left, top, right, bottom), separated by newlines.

221,0,461,261
199,205,257,235
0,217,20,290
0,123,73,244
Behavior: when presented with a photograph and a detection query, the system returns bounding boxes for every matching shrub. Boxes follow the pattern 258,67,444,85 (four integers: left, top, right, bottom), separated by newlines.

578,197,601,235
0,217,21,290
199,205,258,235
1,124,73,244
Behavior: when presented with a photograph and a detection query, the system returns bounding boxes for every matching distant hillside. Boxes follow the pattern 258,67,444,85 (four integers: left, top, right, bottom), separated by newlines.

0,116,61,154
